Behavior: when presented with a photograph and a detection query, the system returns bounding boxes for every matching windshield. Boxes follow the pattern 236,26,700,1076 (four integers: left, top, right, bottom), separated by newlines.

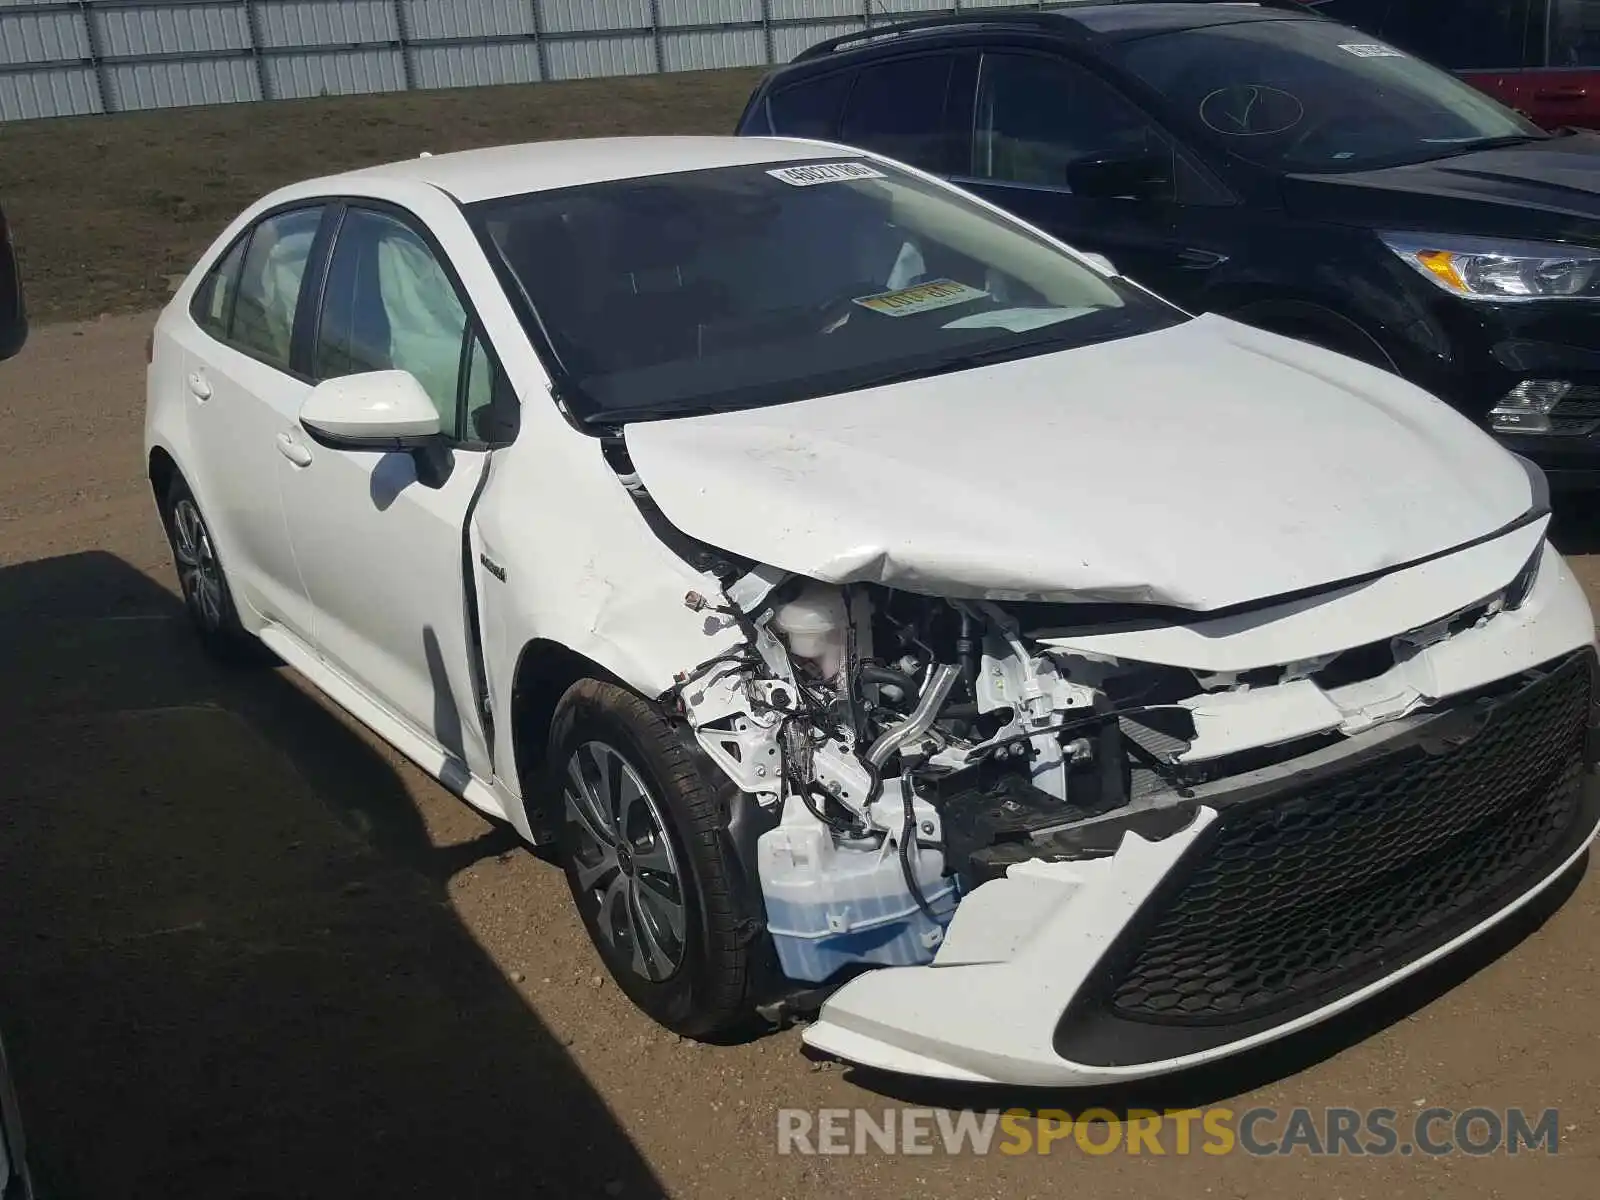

469,159,1183,424
1113,17,1545,173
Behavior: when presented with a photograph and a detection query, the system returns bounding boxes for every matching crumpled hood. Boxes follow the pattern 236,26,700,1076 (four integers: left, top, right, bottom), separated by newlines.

623,315,1536,612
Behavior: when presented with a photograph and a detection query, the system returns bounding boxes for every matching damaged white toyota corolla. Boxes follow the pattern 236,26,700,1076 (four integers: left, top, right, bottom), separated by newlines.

145,136,1599,1087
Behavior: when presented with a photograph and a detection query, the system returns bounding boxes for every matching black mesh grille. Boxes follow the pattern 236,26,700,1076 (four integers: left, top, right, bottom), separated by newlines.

1554,387,1600,419
1549,388,1600,434
1109,654,1594,1025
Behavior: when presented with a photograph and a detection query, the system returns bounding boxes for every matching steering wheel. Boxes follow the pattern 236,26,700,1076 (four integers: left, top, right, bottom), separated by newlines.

1282,111,1379,163
815,295,862,335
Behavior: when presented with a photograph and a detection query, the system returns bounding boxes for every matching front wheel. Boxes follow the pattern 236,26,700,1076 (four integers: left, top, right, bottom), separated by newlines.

550,679,760,1038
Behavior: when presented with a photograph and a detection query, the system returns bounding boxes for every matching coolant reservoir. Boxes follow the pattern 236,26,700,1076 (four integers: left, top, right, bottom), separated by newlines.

773,582,848,681
758,797,956,984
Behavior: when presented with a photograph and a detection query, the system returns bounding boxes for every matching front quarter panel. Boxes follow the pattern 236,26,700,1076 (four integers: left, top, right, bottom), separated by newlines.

473,420,745,711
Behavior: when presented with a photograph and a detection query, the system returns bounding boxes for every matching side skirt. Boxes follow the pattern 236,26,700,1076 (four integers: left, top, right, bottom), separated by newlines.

256,623,531,839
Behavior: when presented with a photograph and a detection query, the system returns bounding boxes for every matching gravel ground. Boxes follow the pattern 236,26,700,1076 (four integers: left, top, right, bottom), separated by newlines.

1,312,1598,1199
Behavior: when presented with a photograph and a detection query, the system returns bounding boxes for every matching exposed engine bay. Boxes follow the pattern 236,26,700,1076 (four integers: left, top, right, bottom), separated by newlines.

591,299,1599,1083
662,556,1549,989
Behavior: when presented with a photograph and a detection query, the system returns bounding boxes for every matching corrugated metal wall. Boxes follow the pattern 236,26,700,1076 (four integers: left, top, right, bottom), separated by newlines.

0,0,1065,121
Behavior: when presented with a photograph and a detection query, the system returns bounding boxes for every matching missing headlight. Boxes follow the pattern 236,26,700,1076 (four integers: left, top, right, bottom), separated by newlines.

1504,544,1545,612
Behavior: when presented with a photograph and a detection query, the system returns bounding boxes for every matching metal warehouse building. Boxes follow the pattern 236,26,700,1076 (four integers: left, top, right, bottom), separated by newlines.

0,0,1061,121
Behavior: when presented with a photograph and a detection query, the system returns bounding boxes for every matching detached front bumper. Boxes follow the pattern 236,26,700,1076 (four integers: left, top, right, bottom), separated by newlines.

804,651,1600,1086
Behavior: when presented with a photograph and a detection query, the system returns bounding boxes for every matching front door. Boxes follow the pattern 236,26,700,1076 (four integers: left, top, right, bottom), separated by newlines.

949,51,1236,309
278,203,504,779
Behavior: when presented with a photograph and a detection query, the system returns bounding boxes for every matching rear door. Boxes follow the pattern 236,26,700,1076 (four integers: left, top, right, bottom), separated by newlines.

1522,0,1600,128
175,204,326,641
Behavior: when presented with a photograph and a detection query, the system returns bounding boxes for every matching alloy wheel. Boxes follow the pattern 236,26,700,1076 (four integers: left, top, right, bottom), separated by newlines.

171,498,224,630
564,740,688,982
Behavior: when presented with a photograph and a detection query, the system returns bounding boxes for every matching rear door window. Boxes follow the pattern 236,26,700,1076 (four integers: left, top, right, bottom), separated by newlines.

191,235,247,342
838,54,958,171
765,71,853,139
230,207,325,372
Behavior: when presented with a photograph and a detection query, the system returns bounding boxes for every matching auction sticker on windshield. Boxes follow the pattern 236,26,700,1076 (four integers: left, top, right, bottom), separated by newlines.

1339,42,1404,57
854,279,989,317
768,162,887,186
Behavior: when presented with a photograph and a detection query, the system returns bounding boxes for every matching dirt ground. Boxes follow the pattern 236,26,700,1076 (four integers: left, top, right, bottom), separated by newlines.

1,310,1598,1199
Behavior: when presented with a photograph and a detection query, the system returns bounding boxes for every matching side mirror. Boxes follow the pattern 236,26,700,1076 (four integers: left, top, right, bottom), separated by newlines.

1077,252,1118,276
1065,153,1171,201
299,370,441,451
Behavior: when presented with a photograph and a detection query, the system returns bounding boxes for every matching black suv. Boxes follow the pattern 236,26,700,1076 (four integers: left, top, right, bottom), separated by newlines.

0,200,24,362
739,1,1600,486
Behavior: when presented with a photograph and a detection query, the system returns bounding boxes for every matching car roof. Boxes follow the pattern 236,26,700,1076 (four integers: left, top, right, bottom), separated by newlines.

788,1,1311,64
1054,1,1309,38
321,135,863,204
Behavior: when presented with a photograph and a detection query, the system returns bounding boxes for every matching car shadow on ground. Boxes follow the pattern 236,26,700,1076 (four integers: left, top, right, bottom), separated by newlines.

829,852,1587,1118
0,551,663,1199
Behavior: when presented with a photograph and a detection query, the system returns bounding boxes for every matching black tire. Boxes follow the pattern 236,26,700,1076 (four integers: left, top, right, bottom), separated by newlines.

159,474,253,661
549,679,758,1038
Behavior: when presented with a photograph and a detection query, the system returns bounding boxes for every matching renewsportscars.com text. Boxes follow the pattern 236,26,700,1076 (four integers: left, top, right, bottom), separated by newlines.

776,1106,1562,1157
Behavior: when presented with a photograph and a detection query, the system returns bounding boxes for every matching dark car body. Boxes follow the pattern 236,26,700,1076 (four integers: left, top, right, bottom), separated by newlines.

1307,0,1600,131
0,201,25,362
0,1030,35,1200
739,1,1600,485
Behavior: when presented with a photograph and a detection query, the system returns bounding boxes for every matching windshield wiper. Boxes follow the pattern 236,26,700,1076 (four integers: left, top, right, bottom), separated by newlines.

847,324,1135,391
1417,132,1552,159
587,401,735,427
584,319,1145,426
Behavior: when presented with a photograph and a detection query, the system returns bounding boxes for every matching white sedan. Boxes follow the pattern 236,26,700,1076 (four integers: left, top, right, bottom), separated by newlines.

145,135,1599,1086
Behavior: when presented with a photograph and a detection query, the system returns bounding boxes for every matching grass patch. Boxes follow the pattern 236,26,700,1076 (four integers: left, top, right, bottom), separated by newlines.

0,68,767,323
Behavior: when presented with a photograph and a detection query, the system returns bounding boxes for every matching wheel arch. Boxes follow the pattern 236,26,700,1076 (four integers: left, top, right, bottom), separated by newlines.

1217,292,1400,373
509,638,630,838
148,444,181,510
506,638,776,980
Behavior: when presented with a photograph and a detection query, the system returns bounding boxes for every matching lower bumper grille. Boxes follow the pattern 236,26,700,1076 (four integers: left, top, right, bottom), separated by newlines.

1551,387,1600,435
1095,652,1596,1033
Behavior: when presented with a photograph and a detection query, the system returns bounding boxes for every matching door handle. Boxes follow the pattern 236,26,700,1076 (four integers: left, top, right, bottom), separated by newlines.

1534,87,1587,101
186,371,212,401
1176,247,1229,270
275,432,313,468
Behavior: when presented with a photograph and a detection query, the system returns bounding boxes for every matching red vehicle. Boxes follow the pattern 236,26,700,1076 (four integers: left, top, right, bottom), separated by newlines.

1309,0,1600,129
